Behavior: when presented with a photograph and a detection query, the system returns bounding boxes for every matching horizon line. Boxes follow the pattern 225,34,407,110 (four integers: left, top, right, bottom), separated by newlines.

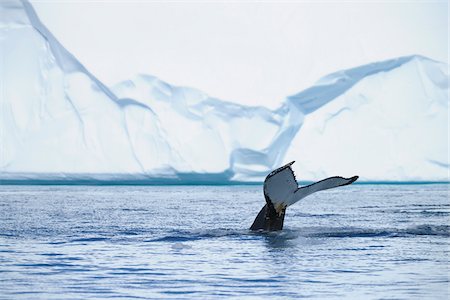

0,180,448,186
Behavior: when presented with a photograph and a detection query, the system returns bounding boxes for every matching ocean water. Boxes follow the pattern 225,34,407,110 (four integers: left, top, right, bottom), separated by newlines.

0,184,448,299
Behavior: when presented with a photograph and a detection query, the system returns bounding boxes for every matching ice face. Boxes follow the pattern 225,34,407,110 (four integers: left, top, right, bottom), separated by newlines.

0,0,448,183
285,57,449,182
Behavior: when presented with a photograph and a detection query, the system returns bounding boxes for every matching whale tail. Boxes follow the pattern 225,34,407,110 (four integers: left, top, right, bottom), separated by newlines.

250,203,287,232
250,161,358,231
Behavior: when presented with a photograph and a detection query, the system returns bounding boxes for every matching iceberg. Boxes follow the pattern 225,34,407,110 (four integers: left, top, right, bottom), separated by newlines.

0,0,448,183
285,56,449,182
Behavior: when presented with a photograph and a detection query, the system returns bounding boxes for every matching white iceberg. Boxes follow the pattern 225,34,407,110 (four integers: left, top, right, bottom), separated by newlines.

0,0,448,183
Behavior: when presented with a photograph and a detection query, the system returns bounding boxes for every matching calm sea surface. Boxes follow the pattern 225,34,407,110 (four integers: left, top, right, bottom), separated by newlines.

0,184,448,299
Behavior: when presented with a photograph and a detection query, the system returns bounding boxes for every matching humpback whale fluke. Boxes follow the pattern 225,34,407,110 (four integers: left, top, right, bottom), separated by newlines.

250,161,358,231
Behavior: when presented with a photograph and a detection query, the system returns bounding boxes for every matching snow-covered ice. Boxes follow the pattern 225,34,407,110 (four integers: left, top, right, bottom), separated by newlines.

0,0,448,183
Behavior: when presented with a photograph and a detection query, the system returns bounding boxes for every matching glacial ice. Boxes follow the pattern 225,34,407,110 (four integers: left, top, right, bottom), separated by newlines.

0,0,448,183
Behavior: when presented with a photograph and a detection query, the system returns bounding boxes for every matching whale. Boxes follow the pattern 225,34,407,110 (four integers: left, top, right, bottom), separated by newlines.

250,161,358,231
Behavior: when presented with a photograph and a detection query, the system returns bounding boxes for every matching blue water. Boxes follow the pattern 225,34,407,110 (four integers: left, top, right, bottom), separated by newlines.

0,185,448,299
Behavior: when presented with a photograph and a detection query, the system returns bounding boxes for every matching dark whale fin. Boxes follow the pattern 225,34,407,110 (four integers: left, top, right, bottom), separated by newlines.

250,202,286,231
250,161,358,231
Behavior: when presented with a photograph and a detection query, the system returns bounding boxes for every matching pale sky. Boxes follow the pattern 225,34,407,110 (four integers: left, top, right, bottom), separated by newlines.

31,0,448,109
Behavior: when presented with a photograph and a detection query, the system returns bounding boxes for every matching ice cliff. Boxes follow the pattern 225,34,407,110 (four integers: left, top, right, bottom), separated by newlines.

0,0,448,183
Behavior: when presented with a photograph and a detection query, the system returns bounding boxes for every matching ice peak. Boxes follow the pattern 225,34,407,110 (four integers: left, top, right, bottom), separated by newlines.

0,0,29,28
